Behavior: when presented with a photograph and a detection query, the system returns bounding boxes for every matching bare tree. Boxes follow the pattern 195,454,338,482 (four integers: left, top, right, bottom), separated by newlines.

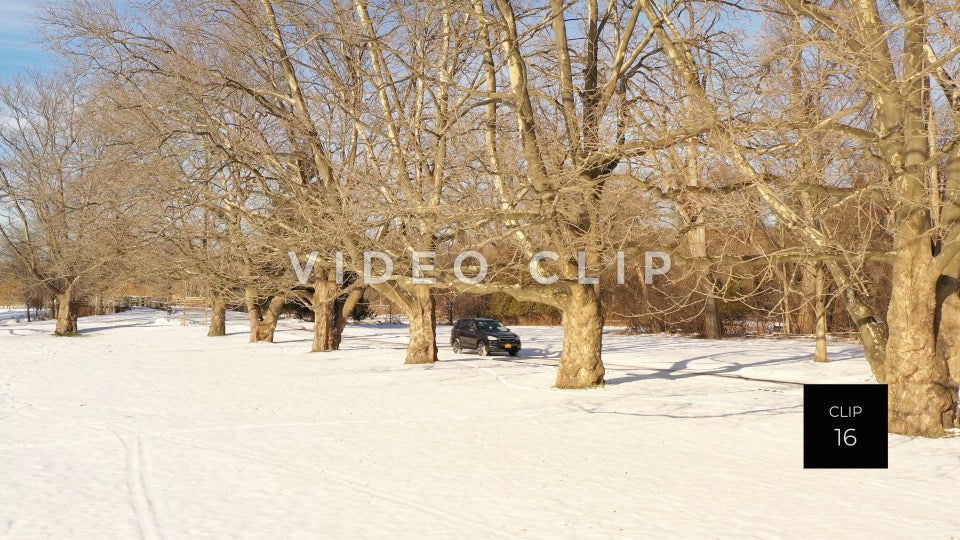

639,0,960,435
0,72,137,334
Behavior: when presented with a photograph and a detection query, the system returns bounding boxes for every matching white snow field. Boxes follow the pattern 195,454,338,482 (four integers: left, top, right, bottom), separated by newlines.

1,308,958,539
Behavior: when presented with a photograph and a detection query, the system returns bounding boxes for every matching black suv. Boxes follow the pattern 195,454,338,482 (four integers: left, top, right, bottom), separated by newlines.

451,318,521,356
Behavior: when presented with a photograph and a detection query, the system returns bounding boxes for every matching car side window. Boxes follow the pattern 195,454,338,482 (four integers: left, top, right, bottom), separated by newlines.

468,322,477,333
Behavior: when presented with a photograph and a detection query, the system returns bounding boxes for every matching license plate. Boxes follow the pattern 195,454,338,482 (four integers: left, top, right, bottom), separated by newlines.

504,344,512,348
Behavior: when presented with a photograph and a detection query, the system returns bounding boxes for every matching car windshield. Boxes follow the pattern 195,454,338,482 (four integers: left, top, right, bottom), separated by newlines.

477,321,508,332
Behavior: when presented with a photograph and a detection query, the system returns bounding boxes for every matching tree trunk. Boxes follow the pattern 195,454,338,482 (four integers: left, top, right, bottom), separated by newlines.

782,278,792,336
244,287,262,343
703,294,722,339
404,285,438,364
54,288,78,336
254,296,286,343
332,288,365,350
556,284,605,388
824,262,887,380
886,249,956,436
311,280,337,352
936,273,960,391
641,280,665,333
208,295,226,337
685,158,723,339
881,0,956,436
797,266,818,337
940,112,960,397
814,264,828,363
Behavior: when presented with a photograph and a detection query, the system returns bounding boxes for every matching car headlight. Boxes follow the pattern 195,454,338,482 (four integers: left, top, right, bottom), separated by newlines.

486,336,498,341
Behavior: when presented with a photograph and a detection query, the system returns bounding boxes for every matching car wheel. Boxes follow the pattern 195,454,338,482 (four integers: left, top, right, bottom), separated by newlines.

508,349,519,357
452,339,462,353
477,342,488,356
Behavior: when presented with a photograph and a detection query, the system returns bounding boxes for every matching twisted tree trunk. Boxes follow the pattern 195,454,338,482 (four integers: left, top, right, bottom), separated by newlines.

311,274,365,352
208,295,226,337
886,248,956,435
556,284,605,388
244,287,262,343
884,1,957,435
404,285,437,364
254,296,286,343
54,286,78,336
311,280,337,352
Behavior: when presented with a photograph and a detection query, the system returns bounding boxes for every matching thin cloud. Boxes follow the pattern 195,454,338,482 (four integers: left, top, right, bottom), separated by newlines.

0,1,50,77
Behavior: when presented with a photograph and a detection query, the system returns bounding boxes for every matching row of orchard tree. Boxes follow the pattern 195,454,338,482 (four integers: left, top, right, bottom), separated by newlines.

0,0,958,436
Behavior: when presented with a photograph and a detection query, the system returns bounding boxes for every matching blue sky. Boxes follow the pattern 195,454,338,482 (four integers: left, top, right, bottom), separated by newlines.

0,1,52,79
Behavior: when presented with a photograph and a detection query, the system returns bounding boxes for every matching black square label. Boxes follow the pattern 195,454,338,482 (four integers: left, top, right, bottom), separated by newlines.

803,384,887,468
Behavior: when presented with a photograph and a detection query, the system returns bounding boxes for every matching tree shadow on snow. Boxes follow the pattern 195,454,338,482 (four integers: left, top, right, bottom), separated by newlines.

0,327,53,337
448,344,863,389
572,402,803,420
78,320,159,334
604,349,863,387
515,346,560,359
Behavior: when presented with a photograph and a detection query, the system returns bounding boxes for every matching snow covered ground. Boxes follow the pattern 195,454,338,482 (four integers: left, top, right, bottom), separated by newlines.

1,308,957,538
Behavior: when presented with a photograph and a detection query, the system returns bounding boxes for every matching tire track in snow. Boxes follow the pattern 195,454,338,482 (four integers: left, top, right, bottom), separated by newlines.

0,410,564,452
118,434,163,540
